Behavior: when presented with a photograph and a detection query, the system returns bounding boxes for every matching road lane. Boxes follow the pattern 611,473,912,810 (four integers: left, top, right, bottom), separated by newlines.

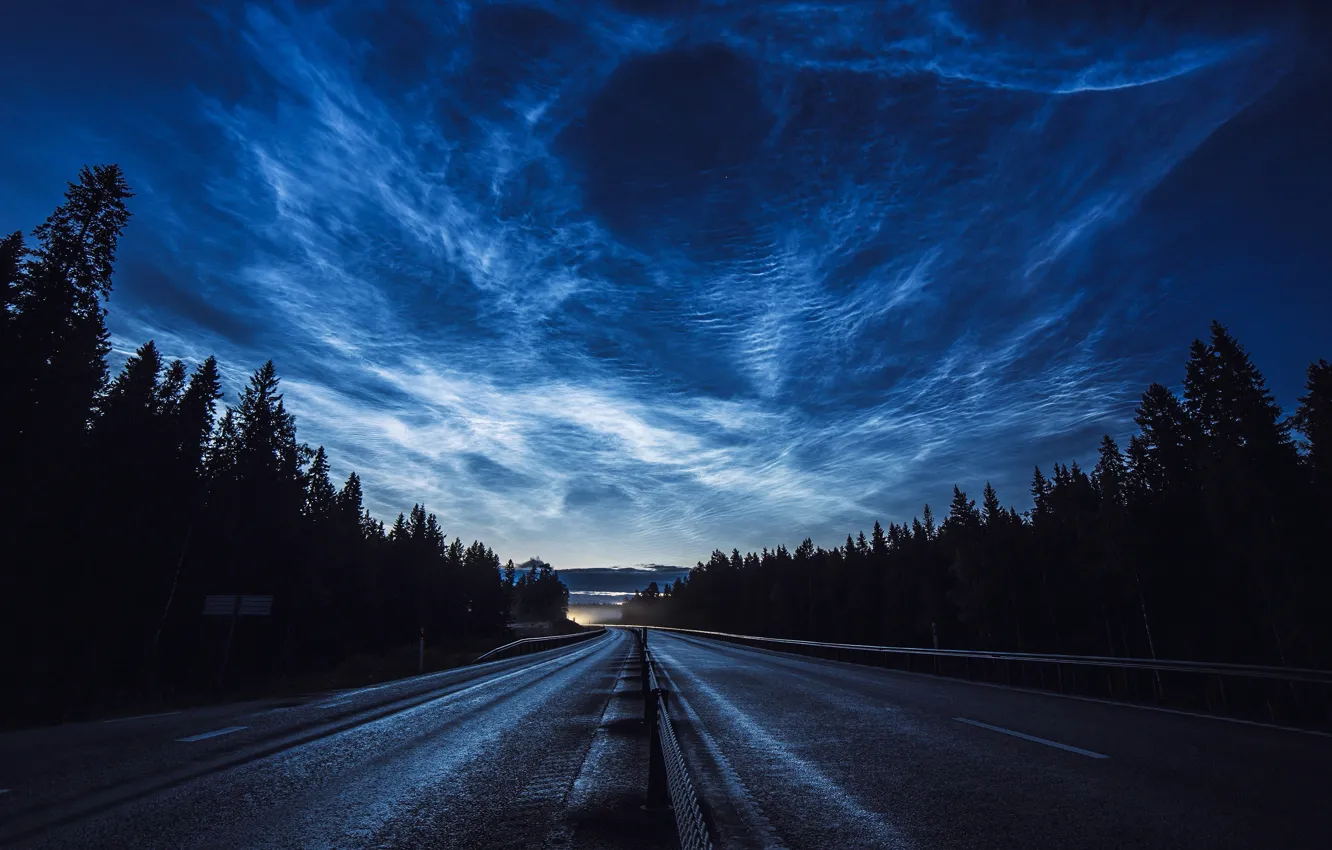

0,635,611,833
0,630,669,849
649,630,1332,850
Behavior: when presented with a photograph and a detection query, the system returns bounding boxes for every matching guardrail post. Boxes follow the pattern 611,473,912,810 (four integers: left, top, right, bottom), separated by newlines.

646,688,669,809
641,649,651,699
643,663,654,725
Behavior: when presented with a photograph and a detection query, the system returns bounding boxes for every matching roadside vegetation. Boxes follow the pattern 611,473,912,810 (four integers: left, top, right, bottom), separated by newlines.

0,167,572,728
627,326,1332,670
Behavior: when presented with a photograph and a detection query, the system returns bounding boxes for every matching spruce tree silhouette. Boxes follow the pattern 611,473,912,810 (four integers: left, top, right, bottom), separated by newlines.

0,168,555,728
627,324,1331,676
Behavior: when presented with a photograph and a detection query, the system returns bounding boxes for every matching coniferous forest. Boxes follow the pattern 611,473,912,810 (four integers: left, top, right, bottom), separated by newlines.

0,167,571,728
626,328,1332,671
5,166,1331,729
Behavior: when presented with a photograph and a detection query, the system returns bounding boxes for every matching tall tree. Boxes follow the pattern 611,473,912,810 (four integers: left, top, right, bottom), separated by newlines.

1295,359,1332,490
304,447,337,520
6,165,133,456
1,166,133,721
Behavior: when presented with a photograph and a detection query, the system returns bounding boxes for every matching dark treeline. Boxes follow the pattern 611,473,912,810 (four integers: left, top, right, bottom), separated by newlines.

626,326,1332,669
1,166,568,727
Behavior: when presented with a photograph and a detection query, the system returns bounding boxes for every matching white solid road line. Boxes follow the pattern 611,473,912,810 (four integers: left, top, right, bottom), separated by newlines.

102,710,182,724
954,717,1110,759
319,699,352,709
176,726,248,743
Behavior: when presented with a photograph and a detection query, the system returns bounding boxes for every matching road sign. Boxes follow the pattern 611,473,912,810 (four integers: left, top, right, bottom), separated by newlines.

202,595,274,616
202,595,275,691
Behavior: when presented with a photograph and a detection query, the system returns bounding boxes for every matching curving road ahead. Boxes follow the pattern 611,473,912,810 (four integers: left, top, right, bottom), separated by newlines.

650,630,1332,850
0,630,674,849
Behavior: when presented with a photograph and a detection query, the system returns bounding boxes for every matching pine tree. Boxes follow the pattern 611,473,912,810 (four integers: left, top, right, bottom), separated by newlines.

1295,359,1332,489
157,359,187,411
234,361,302,487
207,408,242,483
1183,337,1221,435
99,340,164,423
1030,466,1052,523
1206,322,1292,455
409,504,428,542
0,230,23,320
337,472,365,531
945,486,979,533
0,231,24,412
8,166,133,449
446,537,465,569
176,357,222,475
1133,383,1197,493
1092,436,1126,508
981,483,1003,527
304,447,337,520
871,521,888,556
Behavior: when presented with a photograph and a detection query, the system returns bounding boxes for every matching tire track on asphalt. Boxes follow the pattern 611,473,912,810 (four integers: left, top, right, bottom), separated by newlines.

653,659,787,850
484,641,635,849
653,633,912,850
4,637,613,848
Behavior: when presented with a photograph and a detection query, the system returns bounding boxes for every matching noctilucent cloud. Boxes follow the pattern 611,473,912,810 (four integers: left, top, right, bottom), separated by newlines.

2,1,1328,569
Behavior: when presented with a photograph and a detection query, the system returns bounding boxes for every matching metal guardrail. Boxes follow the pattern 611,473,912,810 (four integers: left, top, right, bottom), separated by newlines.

628,625,1332,731
471,627,606,664
633,628,713,850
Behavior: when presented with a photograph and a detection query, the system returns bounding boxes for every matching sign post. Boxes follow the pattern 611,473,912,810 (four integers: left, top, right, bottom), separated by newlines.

203,595,274,690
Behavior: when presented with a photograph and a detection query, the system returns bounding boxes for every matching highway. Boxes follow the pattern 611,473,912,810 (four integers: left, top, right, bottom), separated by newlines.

649,630,1332,849
4,626,1328,849
0,629,675,849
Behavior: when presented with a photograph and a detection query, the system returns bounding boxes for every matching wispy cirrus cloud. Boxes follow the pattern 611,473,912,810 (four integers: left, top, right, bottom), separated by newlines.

6,0,1310,568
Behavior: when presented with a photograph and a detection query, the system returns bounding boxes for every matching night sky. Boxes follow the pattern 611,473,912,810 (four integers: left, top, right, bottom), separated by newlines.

3,1,1328,570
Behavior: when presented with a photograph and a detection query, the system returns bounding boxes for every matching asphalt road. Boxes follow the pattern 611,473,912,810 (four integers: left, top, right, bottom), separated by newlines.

0,629,675,849
649,630,1332,850
8,627,1326,850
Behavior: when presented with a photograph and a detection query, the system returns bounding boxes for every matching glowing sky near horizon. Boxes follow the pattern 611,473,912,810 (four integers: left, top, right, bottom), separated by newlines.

2,1,1329,568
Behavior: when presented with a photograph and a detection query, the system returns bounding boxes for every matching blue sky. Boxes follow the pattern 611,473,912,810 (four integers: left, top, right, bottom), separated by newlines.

3,1,1328,569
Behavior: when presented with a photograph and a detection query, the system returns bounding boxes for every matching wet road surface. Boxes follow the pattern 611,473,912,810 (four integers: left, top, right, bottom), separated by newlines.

0,630,673,849
9,626,1328,849
649,630,1332,850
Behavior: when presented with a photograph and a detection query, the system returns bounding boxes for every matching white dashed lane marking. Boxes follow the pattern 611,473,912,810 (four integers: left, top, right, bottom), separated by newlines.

954,717,1109,759
176,726,248,743
102,710,182,724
